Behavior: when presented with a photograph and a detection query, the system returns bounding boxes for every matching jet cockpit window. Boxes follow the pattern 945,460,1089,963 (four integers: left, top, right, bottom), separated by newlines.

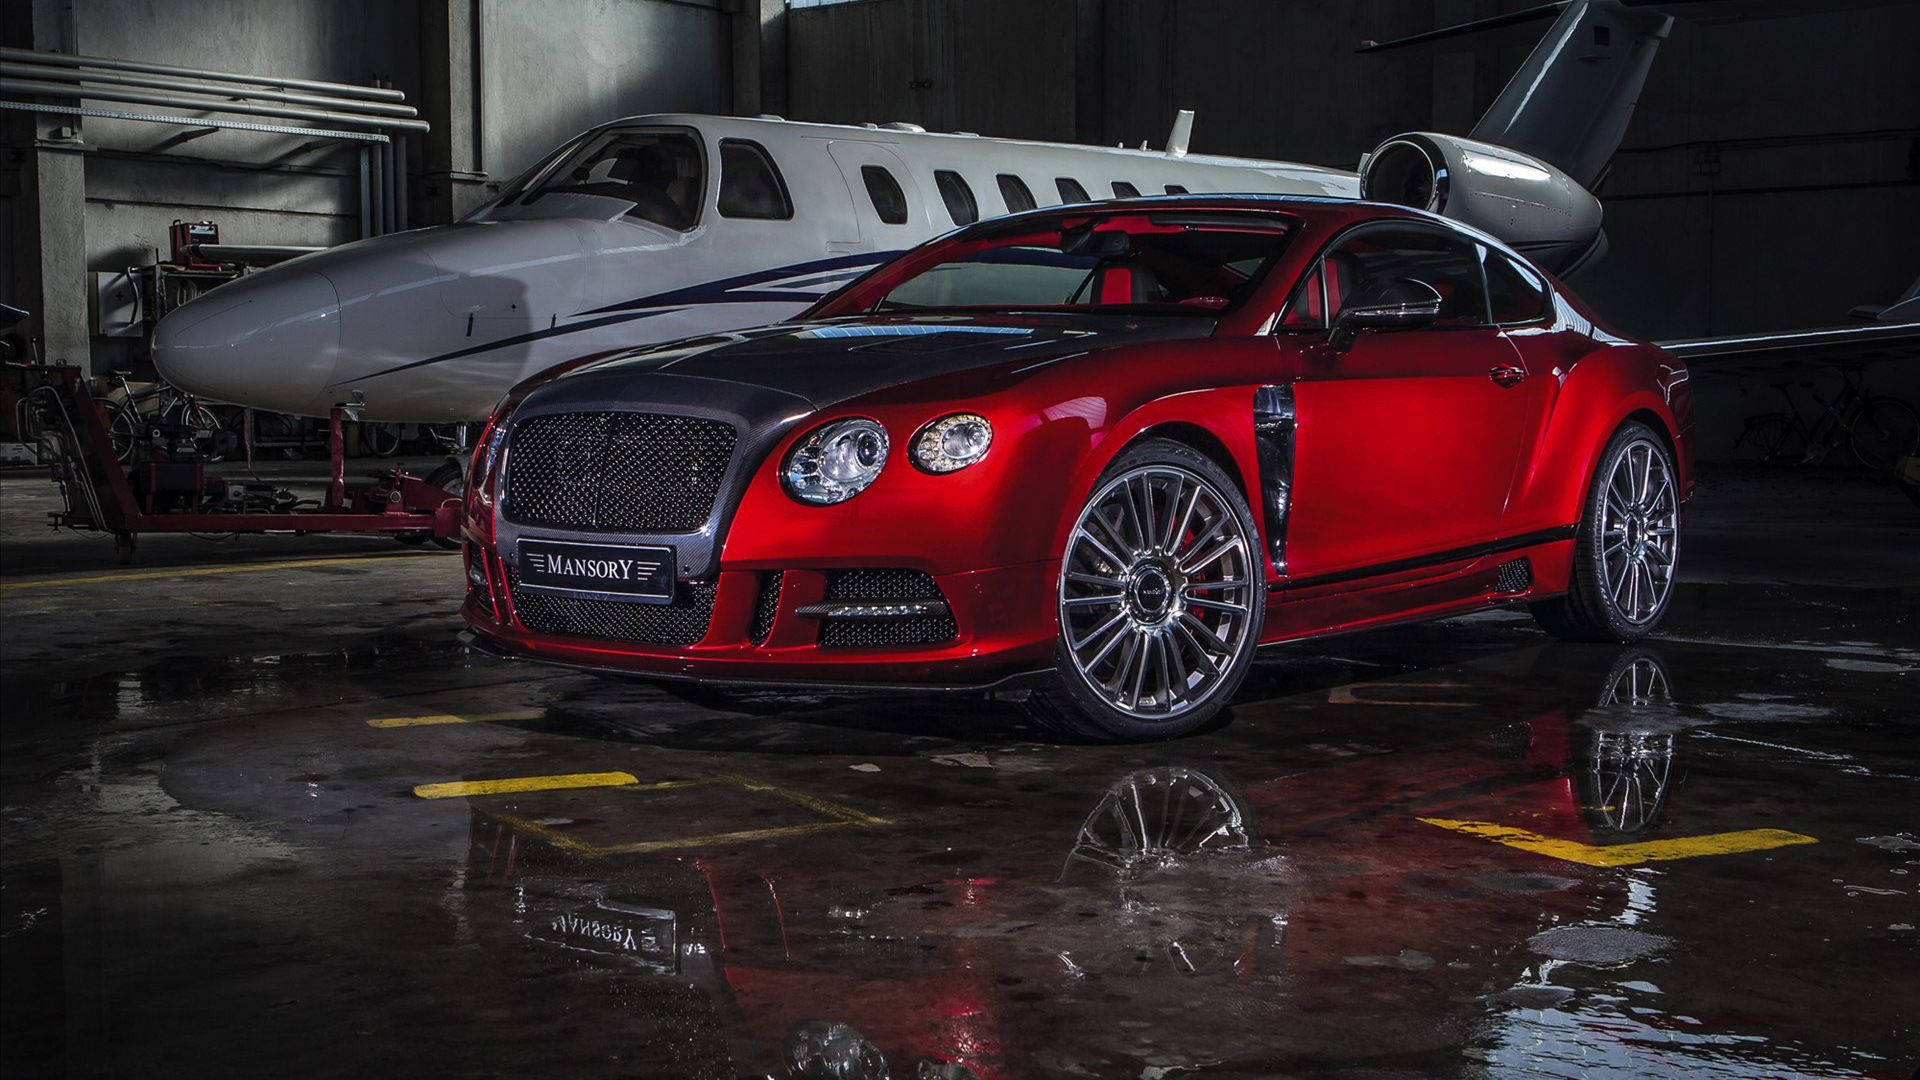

718,139,794,220
523,129,703,230
861,165,911,225
1056,177,1091,204
1112,181,1142,198
997,174,1036,213
934,170,979,226
875,215,1293,315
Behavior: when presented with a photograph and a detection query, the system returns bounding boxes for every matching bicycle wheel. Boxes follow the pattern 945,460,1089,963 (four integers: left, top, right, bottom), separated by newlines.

1736,413,1803,465
162,399,228,463
106,401,142,462
1848,397,1920,472
363,423,403,457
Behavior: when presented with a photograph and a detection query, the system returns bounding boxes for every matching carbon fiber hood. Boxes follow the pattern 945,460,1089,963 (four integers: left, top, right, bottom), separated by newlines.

537,314,1214,410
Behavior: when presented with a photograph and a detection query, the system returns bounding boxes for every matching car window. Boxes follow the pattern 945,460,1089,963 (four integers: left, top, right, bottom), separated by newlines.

934,170,978,226
1485,249,1550,324
717,139,793,220
523,129,702,230
861,165,909,225
1281,223,1490,330
1112,181,1142,198
997,174,1036,213
1056,177,1091,204
877,219,1292,314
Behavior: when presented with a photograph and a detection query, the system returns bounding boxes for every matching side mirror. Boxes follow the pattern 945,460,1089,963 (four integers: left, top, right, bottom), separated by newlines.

1328,278,1442,352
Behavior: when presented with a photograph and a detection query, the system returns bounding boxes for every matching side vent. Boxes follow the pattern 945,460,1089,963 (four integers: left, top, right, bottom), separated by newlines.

1494,557,1533,594
1253,385,1295,574
749,572,782,645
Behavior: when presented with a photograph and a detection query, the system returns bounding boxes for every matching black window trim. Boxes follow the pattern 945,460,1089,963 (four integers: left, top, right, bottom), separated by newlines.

1112,180,1142,199
716,137,795,221
1480,245,1554,329
1055,176,1091,205
995,173,1036,214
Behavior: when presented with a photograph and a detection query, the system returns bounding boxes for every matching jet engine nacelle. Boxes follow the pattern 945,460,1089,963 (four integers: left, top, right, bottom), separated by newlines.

1359,132,1604,275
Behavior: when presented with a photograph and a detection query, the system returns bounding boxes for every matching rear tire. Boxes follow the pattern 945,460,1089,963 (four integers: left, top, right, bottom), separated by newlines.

1847,396,1920,472
1531,421,1680,642
1025,438,1265,742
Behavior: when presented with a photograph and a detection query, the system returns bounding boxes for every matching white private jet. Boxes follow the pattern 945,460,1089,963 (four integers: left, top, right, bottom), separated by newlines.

152,0,1909,428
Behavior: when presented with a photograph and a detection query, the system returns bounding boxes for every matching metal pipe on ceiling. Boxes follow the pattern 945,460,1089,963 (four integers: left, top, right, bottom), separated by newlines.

0,76,430,133
0,61,419,118
0,45,406,103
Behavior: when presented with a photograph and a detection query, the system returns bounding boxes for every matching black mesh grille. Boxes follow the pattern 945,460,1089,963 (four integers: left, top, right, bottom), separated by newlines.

1494,557,1533,593
507,568,717,646
749,572,782,645
818,569,956,648
824,569,943,602
504,412,737,533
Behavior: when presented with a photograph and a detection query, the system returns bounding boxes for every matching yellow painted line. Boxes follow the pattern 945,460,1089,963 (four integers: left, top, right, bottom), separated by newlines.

414,771,639,800
1328,681,1475,707
1,553,447,592
480,773,893,857
1419,817,1818,867
369,709,544,728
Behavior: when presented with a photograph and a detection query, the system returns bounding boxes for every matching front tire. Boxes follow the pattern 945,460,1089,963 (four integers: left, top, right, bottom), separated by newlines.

1026,439,1265,741
1532,421,1680,642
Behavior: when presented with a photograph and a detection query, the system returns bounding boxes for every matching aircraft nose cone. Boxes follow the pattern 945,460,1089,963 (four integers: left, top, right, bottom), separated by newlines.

153,270,341,416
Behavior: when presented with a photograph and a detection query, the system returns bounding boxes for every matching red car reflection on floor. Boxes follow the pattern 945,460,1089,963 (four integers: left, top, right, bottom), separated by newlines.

464,196,1693,739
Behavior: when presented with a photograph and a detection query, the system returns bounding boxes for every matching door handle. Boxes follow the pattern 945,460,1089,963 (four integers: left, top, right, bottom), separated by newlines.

1489,364,1527,387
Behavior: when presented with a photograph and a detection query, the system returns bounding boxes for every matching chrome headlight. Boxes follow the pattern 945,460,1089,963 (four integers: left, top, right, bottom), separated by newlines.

911,412,993,473
783,418,889,505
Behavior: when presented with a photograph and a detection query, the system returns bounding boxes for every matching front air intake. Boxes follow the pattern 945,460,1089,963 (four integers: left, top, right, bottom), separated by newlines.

504,411,737,533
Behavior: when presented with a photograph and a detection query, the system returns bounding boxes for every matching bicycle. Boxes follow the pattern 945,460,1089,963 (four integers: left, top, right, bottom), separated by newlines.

1731,364,1920,472
103,371,229,464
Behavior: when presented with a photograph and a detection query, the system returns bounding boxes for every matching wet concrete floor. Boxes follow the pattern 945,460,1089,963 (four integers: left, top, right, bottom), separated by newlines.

2,465,1916,1078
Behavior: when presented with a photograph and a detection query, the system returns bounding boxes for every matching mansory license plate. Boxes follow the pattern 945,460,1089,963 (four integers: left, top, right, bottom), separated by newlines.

516,538,675,602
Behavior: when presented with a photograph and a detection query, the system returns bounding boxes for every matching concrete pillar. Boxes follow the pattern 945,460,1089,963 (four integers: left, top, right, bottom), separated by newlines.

3,0,91,369
418,0,491,225
732,0,787,118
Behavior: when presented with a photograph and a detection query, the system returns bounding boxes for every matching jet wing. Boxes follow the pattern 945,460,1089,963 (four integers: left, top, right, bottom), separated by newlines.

1659,321,1920,372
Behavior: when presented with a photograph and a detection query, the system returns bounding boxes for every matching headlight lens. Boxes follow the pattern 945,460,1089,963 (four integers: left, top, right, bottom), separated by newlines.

911,413,993,473
783,418,890,504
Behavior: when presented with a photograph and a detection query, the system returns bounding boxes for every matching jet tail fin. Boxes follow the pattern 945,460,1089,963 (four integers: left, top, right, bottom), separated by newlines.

1468,0,1672,189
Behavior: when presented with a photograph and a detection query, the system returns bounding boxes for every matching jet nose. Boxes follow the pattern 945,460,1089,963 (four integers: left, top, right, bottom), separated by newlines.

153,270,342,416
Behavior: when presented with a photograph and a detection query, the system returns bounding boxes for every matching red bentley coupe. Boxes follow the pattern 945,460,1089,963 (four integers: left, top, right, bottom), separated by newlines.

462,196,1692,739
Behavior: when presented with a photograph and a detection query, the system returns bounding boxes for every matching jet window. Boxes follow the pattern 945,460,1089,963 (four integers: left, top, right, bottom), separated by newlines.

525,129,703,230
1279,223,1490,330
934,170,979,226
862,165,910,225
1485,249,1551,325
718,139,794,220
997,174,1036,213
1112,181,1142,198
1165,184,1189,195
1056,177,1091,204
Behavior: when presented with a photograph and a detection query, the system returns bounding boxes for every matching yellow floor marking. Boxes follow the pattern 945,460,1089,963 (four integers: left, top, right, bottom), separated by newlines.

1328,681,1475,707
1,552,447,592
479,773,892,857
1420,817,1818,867
369,709,544,728
414,771,641,800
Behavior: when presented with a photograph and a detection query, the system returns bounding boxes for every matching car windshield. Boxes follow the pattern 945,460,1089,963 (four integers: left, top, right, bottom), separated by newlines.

875,213,1293,315
520,129,703,230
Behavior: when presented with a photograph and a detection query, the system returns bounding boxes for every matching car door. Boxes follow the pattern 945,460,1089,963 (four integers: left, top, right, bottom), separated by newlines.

1278,222,1541,583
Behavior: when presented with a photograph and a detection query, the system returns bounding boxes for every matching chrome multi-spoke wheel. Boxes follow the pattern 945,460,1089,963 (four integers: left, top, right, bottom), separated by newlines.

1597,437,1678,625
1050,446,1262,736
1533,422,1681,643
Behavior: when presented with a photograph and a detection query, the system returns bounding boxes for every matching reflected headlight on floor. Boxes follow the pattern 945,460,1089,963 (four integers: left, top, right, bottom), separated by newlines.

783,418,889,505
911,413,993,473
